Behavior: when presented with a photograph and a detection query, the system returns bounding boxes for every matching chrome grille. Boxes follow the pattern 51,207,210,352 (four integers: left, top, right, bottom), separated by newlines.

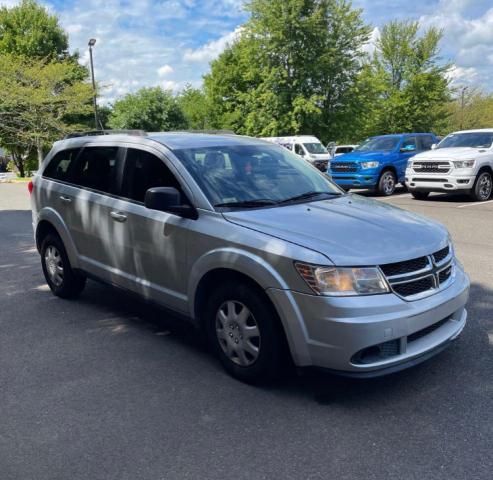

412,161,451,173
331,161,359,173
380,244,454,300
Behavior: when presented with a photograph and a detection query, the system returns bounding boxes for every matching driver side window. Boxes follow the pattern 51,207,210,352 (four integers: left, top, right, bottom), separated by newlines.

294,144,305,156
402,137,417,150
120,148,181,203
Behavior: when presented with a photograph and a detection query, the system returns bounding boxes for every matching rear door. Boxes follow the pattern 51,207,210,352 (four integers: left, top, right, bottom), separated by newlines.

67,145,125,279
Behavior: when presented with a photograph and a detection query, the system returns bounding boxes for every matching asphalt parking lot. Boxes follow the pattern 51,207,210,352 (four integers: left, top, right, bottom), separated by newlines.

0,182,492,480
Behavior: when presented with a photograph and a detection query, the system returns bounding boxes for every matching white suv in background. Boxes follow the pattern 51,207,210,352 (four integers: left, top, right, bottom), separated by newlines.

406,129,493,201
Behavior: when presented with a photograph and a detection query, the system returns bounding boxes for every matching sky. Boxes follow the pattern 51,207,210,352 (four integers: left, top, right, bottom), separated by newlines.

2,0,493,104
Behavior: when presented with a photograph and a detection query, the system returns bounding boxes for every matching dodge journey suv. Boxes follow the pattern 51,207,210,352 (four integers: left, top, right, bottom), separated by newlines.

30,131,469,382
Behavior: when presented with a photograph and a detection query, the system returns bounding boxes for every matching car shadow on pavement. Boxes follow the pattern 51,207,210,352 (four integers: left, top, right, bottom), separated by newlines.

77,278,492,405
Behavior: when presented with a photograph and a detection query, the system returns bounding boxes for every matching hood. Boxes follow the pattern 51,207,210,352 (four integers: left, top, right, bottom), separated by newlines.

413,147,483,160
336,150,395,162
223,194,448,266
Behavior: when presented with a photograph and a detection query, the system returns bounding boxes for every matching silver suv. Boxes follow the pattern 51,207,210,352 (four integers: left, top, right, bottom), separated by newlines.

30,131,470,382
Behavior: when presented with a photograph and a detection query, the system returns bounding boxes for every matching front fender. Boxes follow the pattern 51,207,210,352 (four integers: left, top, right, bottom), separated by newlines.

187,247,289,317
37,207,79,268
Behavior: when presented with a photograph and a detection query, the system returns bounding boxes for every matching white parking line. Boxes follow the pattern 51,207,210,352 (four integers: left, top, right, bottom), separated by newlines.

457,199,493,208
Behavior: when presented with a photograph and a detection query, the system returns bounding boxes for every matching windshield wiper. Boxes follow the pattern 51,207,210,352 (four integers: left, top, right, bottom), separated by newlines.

214,199,279,208
278,191,342,204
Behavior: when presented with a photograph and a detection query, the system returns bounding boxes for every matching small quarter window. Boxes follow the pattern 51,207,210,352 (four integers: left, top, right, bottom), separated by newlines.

43,149,80,181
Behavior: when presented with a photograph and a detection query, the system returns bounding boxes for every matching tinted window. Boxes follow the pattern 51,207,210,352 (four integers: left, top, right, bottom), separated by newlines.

420,135,434,150
121,149,180,203
401,137,417,151
294,144,305,156
72,146,120,193
43,148,80,181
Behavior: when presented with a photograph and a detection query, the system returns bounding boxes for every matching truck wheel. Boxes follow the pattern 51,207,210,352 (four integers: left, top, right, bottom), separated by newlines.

205,282,286,383
41,233,86,299
411,191,430,200
377,170,396,196
470,171,492,202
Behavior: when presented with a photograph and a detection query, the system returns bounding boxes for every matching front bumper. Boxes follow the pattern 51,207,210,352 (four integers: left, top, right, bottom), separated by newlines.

405,169,475,192
330,172,378,189
267,264,469,375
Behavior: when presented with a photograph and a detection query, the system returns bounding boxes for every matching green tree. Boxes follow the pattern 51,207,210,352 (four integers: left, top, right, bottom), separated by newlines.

204,0,371,140
108,87,188,132
177,84,211,130
359,20,451,136
0,0,68,59
0,54,94,175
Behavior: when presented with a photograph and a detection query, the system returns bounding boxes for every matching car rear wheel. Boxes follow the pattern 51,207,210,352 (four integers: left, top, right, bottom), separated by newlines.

411,191,430,200
470,171,492,202
205,282,286,383
377,170,396,196
41,233,86,299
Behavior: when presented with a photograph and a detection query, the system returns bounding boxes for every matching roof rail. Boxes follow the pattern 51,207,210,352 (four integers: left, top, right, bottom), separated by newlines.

63,129,147,139
171,130,236,135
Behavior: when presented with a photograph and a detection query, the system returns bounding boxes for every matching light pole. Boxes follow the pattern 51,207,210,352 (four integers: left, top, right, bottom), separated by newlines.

88,38,101,130
460,86,468,130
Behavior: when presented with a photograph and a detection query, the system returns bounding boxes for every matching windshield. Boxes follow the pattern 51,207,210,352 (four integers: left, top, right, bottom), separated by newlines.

355,137,400,152
437,132,493,149
304,142,327,154
173,144,342,208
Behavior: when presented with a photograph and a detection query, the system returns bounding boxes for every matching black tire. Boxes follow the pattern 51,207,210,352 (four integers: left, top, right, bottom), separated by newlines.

40,233,86,299
411,191,430,200
377,170,396,196
205,282,287,383
470,170,492,202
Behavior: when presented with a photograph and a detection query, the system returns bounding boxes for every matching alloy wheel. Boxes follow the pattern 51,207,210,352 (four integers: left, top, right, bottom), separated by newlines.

478,173,492,200
215,300,261,366
44,245,64,287
382,172,395,195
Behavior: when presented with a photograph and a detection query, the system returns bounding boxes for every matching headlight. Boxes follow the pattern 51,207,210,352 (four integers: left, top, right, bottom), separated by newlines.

361,161,379,169
452,159,475,169
407,160,413,169
295,263,390,296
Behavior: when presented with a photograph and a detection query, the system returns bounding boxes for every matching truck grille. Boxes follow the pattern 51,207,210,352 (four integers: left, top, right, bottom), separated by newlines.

331,161,359,173
412,161,451,173
380,244,454,300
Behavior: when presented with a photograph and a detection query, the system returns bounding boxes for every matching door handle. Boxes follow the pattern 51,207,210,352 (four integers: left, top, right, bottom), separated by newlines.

110,211,127,222
59,195,72,203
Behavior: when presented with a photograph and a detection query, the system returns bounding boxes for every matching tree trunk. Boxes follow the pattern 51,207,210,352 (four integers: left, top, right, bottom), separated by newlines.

13,153,25,178
36,141,44,170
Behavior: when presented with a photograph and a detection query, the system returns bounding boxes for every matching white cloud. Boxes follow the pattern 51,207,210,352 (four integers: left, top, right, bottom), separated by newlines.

420,3,493,88
157,64,174,77
183,27,242,62
362,27,380,56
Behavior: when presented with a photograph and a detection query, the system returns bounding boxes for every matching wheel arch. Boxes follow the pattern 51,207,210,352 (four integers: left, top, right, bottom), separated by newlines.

35,208,79,268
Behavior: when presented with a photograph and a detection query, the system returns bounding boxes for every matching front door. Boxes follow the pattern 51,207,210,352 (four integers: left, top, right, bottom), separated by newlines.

114,147,190,313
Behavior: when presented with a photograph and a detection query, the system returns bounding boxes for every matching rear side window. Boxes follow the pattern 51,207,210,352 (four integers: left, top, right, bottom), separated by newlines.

402,137,417,150
43,149,80,181
72,146,120,193
120,148,181,203
420,136,434,150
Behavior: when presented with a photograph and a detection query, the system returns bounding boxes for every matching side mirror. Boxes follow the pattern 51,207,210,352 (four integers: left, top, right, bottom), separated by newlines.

431,143,437,150
144,187,198,219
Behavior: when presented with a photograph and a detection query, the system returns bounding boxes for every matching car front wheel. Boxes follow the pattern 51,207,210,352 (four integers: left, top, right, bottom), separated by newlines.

470,171,492,202
205,282,286,383
377,170,396,196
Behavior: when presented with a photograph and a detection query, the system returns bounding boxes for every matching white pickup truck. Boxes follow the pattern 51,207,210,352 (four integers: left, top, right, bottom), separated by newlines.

406,129,493,201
